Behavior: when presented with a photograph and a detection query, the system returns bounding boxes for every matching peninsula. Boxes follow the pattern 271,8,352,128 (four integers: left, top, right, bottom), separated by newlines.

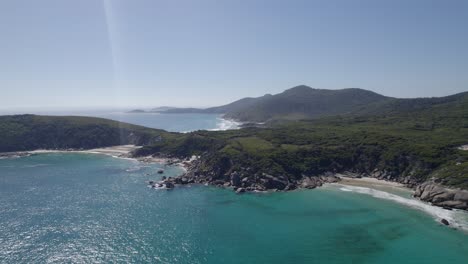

2,86,468,211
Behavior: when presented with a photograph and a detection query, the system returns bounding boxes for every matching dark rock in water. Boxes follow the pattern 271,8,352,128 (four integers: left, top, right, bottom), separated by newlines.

300,177,321,189
173,177,183,184
236,188,246,194
213,179,225,185
165,182,174,189
262,174,288,190
255,185,266,191
148,181,154,185
161,176,167,180
231,172,241,187
441,219,450,226
157,169,164,174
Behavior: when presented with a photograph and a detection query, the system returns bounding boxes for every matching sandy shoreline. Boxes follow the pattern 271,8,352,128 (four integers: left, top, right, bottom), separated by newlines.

330,176,468,231
1,145,194,171
29,145,141,158
337,176,407,189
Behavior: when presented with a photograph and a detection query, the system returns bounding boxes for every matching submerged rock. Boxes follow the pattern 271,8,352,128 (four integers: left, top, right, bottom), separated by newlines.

236,188,246,194
441,219,450,226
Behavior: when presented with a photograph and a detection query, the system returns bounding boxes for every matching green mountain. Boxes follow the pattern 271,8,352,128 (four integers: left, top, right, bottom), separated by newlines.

224,85,389,122
0,115,171,152
156,85,389,121
136,90,468,194
161,95,273,114
158,85,468,124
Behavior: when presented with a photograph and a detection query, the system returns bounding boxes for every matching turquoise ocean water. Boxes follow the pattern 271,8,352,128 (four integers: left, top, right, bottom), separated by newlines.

0,113,467,263
0,109,240,132
1,153,467,263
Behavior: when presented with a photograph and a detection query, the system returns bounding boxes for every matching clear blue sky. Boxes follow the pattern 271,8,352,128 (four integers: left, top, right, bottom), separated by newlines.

1,0,467,109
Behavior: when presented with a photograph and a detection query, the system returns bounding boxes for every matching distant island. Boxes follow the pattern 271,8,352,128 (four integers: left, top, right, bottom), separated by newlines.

2,85,468,211
126,106,177,113
127,109,146,113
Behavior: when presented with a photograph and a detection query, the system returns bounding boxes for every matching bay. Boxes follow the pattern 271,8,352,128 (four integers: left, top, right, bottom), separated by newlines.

0,153,467,263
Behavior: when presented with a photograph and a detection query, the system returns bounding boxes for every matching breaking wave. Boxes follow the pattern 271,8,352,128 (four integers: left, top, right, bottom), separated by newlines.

210,117,241,131
336,185,468,231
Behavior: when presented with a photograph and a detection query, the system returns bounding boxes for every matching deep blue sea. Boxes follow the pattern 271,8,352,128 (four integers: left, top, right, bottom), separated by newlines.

0,112,467,263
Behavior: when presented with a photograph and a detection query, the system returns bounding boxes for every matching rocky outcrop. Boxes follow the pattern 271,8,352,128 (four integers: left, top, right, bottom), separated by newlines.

149,156,342,193
0,152,31,159
299,175,341,189
414,181,468,211
144,153,465,212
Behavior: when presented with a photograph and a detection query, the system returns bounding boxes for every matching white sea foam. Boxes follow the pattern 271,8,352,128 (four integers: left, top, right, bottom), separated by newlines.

22,164,49,168
125,166,141,172
210,117,241,131
335,184,468,231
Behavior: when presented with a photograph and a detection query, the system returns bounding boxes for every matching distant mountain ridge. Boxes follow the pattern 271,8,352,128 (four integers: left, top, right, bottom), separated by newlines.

133,85,468,122
224,85,389,122
162,94,273,114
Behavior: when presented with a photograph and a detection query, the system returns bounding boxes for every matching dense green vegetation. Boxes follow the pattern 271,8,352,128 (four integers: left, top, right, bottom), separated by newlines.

1,88,467,190
157,85,468,124
225,85,389,122
157,85,389,121
137,91,468,189
0,115,173,152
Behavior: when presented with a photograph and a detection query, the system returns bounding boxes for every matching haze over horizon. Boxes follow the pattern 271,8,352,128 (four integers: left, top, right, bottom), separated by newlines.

1,0,467,109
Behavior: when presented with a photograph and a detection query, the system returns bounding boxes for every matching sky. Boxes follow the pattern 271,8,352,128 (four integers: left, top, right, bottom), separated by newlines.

1,0,467,110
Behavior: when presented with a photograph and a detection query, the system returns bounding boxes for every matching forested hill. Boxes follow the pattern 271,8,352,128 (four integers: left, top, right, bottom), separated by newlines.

136,91,468,194
0,115,172,152
156,85,388,119
223,86,468,122
155,85,468,123
224,85,389,122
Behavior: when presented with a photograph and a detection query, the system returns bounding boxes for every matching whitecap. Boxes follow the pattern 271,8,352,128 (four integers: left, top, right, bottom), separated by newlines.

125,167,141,172
22,164,49,168
209,117,241,131
335,184,468,231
